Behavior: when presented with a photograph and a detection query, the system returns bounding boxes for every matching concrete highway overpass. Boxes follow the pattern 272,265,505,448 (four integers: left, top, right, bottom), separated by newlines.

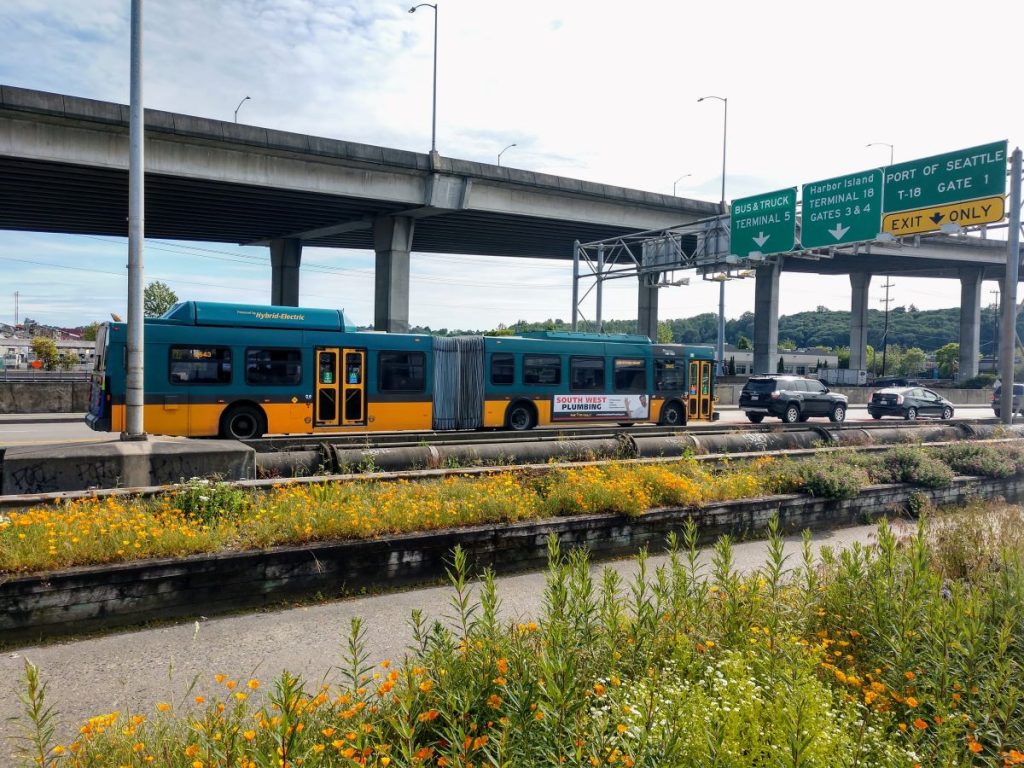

0,84,718,331
0,85,1015,378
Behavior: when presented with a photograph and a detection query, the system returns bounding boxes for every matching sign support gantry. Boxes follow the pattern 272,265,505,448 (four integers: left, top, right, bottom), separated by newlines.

572,215,740,333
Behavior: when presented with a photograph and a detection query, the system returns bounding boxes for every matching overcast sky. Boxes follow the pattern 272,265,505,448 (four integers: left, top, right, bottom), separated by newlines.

1,0,1021,330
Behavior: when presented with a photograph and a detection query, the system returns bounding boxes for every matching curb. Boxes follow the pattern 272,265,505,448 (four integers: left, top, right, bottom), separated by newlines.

0,414,85,425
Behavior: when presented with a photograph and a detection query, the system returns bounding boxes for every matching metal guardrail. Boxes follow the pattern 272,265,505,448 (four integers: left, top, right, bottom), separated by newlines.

0,369,91,382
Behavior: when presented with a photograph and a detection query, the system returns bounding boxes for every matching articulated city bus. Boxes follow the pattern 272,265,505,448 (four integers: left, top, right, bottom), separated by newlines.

86,301,717,438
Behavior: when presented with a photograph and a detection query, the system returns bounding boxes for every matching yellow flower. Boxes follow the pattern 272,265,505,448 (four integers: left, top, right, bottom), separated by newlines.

247,679,260,690
156,702,171,712
418,679,434,693
185,744,199,757
243,730,256,741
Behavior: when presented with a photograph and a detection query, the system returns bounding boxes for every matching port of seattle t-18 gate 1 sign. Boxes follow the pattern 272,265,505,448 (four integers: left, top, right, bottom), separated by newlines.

881,140,1007,236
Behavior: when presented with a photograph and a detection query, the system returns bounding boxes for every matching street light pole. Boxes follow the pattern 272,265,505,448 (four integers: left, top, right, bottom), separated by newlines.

409,3,438,154
497,143,516,166
125,0,146,439
699,95,728,376
233,95,250,123
672,173,691,196
866,142,894,165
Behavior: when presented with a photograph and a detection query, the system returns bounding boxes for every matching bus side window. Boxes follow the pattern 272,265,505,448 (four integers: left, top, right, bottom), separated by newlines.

379,351,426,392
570,356,604,391
346,354,362,385
614,358,647,392
523,355,561,385
655,359,683,392
319,353,335,384
490,353,514,385
170,346,232,385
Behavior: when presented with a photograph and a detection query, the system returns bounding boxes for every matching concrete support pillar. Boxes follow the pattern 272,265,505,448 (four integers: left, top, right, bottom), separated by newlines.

849,272,871,372
270,238,302,307
752,261,780,375
958,266,984,381
373,216,414,333
637,280,659,342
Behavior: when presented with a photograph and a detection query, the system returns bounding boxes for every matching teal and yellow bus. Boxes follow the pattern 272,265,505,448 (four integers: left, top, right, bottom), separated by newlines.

87,302,717,438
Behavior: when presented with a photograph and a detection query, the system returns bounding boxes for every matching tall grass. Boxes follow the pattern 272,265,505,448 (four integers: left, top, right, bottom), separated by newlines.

16,507,1024,766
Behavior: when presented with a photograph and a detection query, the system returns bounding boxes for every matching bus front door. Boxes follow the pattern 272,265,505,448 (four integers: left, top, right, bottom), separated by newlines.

315,348,341,427
687,360,714,420
341,349,366,426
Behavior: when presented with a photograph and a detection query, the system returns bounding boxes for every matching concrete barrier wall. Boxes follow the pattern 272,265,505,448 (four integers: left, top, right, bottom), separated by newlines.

715,383,994,407
2,474,1021,642
0,382,90,414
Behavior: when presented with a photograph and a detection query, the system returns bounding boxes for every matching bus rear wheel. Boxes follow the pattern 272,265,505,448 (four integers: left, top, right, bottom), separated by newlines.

660,402,685,427
506,402,536,431
220,404,265,440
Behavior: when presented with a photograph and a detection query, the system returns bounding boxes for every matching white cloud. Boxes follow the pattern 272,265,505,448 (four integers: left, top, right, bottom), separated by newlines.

0,0,1021,329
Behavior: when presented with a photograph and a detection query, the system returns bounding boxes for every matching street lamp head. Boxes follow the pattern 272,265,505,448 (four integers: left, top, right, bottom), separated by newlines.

497,143,517,166
409,3,436,11
233,95,251,123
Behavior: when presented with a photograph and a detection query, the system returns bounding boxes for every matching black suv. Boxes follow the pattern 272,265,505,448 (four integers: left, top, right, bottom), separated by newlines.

739,375,848,423
993,383,1024,418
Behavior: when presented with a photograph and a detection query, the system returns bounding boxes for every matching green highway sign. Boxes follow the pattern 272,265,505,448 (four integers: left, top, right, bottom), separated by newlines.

883,140,1007,213
729,187,796,257
801,169,882,249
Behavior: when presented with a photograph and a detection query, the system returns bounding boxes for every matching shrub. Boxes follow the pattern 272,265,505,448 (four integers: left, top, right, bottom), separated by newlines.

869,445,954,488
937,443,1016,478
795,455,868,499
958,373,996,389
172,477,251,524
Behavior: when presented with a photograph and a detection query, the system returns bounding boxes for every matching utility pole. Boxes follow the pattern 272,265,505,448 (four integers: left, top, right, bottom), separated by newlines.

13,291,18,325
879,278,894,377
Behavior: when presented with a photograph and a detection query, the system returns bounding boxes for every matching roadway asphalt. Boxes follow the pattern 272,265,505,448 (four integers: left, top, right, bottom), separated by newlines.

0,519,904,755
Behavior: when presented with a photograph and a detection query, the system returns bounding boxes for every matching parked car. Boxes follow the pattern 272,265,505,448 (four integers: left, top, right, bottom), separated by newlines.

992,383,1024,417
739,375,848,423
872,376,918,388
868,386,954,420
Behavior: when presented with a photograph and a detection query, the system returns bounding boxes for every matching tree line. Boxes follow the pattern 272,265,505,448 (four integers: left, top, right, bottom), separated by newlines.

430,304,1012,356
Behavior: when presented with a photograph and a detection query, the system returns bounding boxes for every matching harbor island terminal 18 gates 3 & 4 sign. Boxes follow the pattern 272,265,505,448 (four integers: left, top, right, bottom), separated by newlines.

728,140,1008,258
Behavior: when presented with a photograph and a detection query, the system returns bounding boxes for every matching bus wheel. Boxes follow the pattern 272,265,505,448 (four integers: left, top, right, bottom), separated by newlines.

506,402,536,431
660,402,685,427
220,405,265,439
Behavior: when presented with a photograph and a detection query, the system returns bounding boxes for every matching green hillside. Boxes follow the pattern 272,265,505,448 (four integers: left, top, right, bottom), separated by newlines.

418,305,1013,355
